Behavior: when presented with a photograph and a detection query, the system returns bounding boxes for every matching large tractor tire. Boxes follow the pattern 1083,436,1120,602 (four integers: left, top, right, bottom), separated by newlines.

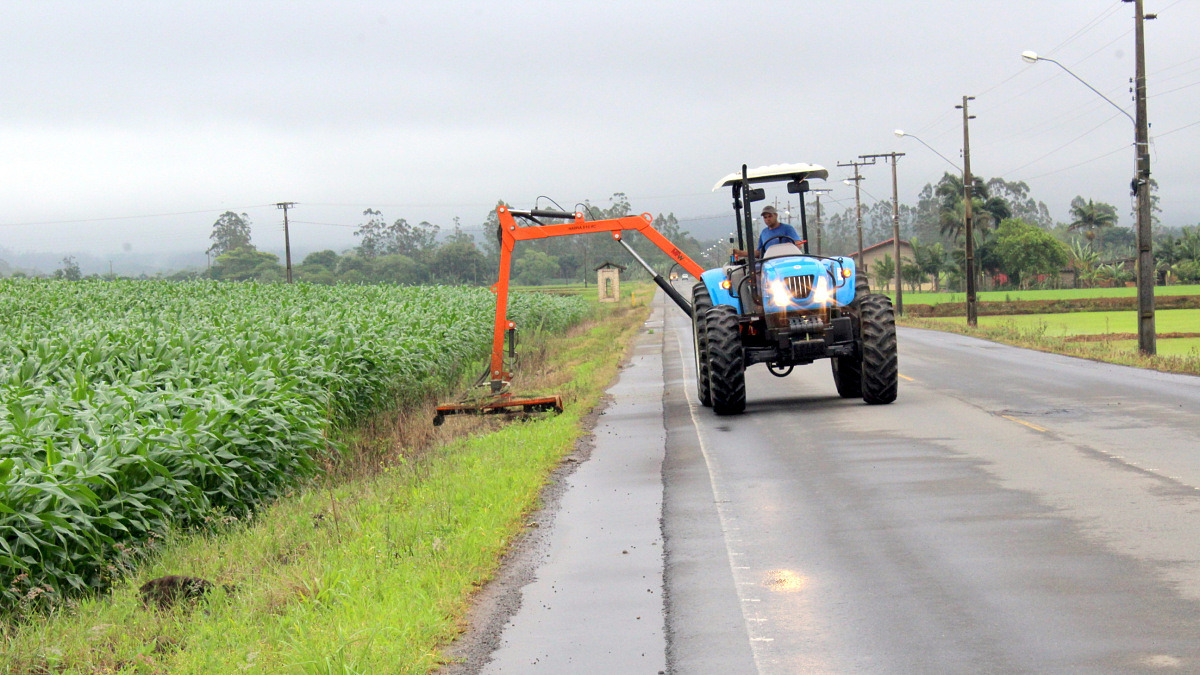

858,293,898,404
692,283,713,406
705,305,746,415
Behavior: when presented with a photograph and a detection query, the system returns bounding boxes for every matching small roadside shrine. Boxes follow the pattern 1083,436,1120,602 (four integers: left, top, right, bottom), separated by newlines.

594,261,626,303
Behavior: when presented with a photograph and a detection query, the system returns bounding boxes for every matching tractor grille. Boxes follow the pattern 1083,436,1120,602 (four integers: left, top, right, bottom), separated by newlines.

784,275,815,299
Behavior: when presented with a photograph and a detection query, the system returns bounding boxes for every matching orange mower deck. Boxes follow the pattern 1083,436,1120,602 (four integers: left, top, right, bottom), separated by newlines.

433,394,564,426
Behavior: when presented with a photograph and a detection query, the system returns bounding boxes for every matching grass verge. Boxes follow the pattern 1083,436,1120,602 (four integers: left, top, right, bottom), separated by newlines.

900,315,1200,377
897,284,1200,305
1,287,655,674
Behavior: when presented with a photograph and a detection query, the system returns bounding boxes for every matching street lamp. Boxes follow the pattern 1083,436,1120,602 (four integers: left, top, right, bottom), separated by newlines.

1022,10,1155,356
1019,52,1134,124
894,130,961,172
895,125,976,325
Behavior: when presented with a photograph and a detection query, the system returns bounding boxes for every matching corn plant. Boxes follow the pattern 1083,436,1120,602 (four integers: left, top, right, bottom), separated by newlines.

0,279,584,612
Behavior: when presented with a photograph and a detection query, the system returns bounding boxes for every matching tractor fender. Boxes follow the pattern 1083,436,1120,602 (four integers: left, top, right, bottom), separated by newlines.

701,268,742,313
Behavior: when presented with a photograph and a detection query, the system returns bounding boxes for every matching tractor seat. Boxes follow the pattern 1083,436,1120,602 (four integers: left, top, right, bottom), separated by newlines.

762,242,804,260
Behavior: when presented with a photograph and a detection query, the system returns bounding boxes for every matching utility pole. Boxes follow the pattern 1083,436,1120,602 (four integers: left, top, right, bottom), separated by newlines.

861,152,906,315
837,158,874,273
810,188,831,256
955,96,978,327
1127,0,1156,355
275,202,297,283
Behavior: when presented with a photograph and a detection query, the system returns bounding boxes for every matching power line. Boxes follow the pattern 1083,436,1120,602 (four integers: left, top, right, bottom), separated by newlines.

1017,143,1131,181
1046,1,1125,57
997,111,1124,176
1155,118,1200,138
1151,78,1200,98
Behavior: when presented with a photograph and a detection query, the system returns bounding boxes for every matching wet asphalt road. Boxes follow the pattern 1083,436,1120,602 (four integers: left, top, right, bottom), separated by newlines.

475,290,1200,673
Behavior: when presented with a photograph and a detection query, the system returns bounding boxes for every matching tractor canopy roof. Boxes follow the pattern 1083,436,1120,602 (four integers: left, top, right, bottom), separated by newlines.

712,163,829,191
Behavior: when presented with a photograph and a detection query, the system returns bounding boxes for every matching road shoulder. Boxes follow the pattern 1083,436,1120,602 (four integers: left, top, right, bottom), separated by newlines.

439,296,668,674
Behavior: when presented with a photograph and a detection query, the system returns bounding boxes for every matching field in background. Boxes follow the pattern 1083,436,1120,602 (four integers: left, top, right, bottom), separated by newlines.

897,284,1200,306
924,309,1200,356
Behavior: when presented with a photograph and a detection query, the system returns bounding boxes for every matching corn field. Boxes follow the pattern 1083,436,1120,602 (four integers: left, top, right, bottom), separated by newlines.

0,279,585,611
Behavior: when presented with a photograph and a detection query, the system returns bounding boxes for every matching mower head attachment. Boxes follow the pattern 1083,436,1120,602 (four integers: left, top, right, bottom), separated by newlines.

433,393,564,426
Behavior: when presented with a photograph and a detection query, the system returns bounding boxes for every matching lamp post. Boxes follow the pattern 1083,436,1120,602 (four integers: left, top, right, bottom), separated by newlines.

810,187,831,255
895,127,975,325
861,152,906,315
893,130,961,172
1022,0,1155,355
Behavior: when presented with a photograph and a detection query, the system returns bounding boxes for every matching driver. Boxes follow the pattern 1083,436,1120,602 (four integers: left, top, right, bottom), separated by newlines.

733,205,801,258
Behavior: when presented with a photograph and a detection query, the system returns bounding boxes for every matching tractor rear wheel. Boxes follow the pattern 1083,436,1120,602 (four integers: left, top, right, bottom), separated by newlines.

692,283,713,406
858,293,898,404
705,305,745,415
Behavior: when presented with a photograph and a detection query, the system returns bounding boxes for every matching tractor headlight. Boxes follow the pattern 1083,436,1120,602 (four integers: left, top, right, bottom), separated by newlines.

768,279,791,307
812,275,831,304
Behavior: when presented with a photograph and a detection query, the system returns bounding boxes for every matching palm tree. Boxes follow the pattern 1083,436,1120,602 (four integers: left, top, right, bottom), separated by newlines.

912,240,948,292
1068,197,1118,242
935,173,1008,242
1067,239,1100,288
939,198,999,242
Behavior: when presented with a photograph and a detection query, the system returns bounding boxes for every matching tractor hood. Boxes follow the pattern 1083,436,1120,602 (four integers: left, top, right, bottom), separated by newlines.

712,163,830,191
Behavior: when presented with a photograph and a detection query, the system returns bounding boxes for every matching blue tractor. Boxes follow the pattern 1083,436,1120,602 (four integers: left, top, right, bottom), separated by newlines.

692,163,898,414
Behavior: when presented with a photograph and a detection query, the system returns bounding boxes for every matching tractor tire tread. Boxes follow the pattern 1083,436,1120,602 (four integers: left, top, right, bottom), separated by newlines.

705,305,746,415
692,283,713,406
858,293,898,405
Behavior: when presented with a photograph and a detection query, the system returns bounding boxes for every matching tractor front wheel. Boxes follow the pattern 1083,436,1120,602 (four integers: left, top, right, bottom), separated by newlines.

705,305,746,415
692,283,713,407
858,293,898,404
831,352,862,398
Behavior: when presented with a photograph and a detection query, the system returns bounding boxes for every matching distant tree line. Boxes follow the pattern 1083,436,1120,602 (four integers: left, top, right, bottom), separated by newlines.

813,172,1197,291
11,180,1198,291
192,195,711,287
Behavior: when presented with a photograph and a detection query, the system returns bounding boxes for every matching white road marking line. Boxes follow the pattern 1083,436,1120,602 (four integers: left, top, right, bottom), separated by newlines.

674,323,769,674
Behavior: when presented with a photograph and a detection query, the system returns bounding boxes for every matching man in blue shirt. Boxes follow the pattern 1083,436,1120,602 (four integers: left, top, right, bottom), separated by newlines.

755,205,802,256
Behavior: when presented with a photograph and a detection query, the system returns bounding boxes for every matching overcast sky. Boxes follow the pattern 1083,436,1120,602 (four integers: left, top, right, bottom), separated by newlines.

2,0,1198,259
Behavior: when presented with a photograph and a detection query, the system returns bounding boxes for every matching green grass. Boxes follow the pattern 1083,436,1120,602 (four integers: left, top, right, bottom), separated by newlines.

897,284,1200,306
1106,338,1200,356
923,308,1200,338
902,313,1200,375
0,287,652,674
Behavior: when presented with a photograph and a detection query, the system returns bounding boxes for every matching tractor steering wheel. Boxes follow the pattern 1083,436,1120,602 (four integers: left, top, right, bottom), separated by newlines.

758,230,806,252
760,234,800,251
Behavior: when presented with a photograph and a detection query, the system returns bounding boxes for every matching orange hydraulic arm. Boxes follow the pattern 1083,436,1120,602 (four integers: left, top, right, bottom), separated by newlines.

487,205,704,391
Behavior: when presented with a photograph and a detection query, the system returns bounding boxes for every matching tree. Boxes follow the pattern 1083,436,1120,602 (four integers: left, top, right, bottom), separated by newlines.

514,250,559,286
354,209,392,258
986,178,1052,229
302,250,340,269
872,254,896,292
210,247,283,281
354,209,441,260
1067,240,1101,287
992,218,1069,288
1068,197,1118,242
433,241,486,284
902,261,925,292
207,212,254,256
372,254,423,285
53,256,82,281
445,217,474,245
934,173,1010,242
911,240,948,292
